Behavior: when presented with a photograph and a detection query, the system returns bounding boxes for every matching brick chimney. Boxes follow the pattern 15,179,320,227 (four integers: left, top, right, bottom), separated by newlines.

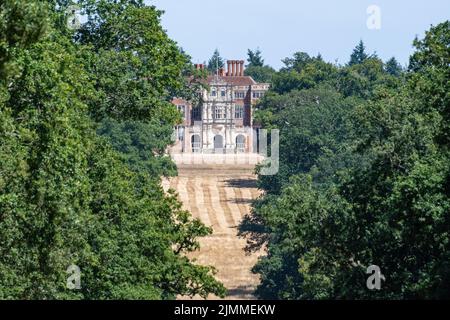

195,64,205,70
219,67,225,76
226,60,245,76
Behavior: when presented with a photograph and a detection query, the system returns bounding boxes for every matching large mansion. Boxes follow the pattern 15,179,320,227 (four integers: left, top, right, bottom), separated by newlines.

171,60,269,154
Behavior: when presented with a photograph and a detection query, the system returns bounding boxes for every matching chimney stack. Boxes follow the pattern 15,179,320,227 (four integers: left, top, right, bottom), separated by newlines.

225,60,245,77
195,64,205,71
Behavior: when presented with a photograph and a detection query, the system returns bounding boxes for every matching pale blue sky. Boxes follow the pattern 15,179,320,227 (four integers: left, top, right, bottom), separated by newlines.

147,0,449,69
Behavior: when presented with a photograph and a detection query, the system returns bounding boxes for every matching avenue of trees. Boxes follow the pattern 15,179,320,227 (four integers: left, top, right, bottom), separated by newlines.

0,0,224,299
241,21,450,299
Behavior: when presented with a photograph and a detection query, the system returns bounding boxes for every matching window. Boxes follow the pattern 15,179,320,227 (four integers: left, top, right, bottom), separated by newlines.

253,92,264,99
211,90,217,97
176,126,184,141
191,135,201,153
234,105,244,119
214,106,225,119
236,135,245,152
177,105,185,119
192,106,201,120
234,91,245,99
221,90,226,97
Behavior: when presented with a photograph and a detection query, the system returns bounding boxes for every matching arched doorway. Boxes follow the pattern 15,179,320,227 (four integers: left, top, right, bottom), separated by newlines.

236,134,245,153
191,134,201,153
213,135,224,153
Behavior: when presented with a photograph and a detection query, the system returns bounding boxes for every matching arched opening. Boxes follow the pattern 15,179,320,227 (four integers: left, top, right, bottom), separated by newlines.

191,134,201,153
213,135,224,153
236,135,245,153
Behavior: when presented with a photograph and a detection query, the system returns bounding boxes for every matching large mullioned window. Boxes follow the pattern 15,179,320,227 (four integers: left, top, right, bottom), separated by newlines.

234,105,244,119
214,105,226,119
192,106,201,120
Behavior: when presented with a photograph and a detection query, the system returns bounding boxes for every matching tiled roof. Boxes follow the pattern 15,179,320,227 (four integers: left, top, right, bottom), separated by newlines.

206,75,257,86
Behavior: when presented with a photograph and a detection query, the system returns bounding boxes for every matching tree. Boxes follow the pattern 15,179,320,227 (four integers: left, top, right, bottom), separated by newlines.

207,49,225,73
0,0,47,80
0,0,225,299
241,86,361,299
247,48,264,67
97,117,177,178
243,21,450,300
77,0,193,122
348,40,369,65
272,52,338,94
385,57,403,76
244,65,276,83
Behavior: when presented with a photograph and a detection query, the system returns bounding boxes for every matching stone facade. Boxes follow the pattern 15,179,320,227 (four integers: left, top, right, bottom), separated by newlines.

171,60,269,154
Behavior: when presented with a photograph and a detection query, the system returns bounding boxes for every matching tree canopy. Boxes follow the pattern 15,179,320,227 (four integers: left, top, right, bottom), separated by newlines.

247,48,264,67
0,0,225,299
244,48,276,83
243,21,449,299
348,40,370,65
207,48,225,73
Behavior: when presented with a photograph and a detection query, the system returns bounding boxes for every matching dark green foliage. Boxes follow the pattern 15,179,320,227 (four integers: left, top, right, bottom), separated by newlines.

272,52,338,94
244,48,274,82
254,86,360,195
207,48,225,73
270,50,400,100
247,48,264,67
245,65,276,83
97,118,177,178
0,0,48,79
245,22,450,299
348,40,369,66
385,57,403,76
0,0,225,299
